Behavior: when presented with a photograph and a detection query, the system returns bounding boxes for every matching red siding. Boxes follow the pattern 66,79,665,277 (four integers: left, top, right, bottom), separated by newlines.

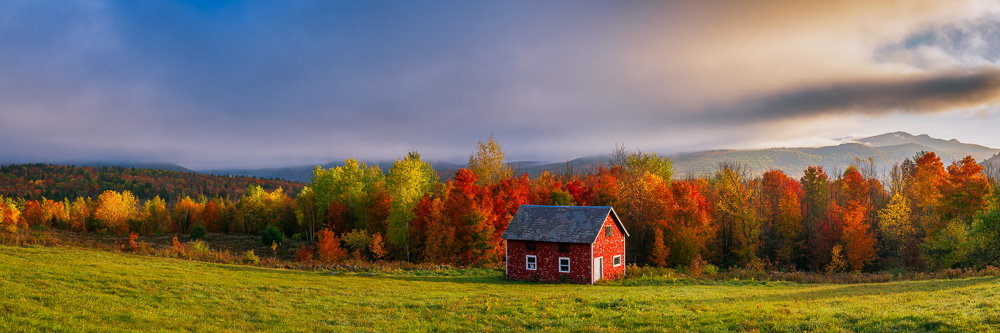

506,240,592,283
505,213,626,284
592,215,626,282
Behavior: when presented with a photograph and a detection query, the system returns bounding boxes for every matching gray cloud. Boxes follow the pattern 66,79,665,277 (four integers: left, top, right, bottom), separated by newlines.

714,68,1000,123
2,1,1000,170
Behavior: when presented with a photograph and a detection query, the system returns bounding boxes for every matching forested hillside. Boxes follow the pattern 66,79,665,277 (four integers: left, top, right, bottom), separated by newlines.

2,135,1000,274
0,164,304,202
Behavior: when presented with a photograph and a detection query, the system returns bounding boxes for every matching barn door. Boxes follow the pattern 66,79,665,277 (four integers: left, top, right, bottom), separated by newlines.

593,257,603,283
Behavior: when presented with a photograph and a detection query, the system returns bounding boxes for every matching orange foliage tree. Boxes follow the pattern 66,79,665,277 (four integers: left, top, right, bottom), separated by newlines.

1,197,22,233
838,166,877,271
316,228,347,263
940,156,992,222
663,181,714,267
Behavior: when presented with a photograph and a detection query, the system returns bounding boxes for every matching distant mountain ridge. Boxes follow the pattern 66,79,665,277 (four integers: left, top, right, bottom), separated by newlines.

32,132,998,182
197,132,1000,181
854,131,998,156
63,161,196,173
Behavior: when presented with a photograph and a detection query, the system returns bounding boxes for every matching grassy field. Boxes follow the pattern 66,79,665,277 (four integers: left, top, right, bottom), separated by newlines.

1,246,999,332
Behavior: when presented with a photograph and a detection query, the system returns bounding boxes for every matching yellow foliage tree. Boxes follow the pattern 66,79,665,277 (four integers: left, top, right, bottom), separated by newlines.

468,134,512,186
1,197,22,233
94,190,138,236
877,192,912,256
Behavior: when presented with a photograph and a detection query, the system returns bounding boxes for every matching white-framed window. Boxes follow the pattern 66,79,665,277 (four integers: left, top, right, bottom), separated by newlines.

613,255,622,267
559,257,570,273
526,255,537,270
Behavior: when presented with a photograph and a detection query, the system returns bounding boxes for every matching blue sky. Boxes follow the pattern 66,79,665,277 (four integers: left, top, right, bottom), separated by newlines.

2,1,1000,169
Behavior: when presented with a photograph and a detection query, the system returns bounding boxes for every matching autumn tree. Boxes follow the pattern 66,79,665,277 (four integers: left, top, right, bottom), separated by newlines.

67,197,91,232
711,162,759,267
940,156,992,222
140,196,171,234
800,166,831,269
93,190,139,236
235,185,296,234
370,232,386,261
315,228,348,263
295,187,321,242
342,229,372,259
613,147,674,265
838,166,877,271
444,169,496,265
649,230,668,267
758,170,803,267
0,196,22,233
386,151,437,260
663,181,714,267
529,171,563,205
908,152,947,234
310,159,384,232
468,134,512,186
877,192,912,259
172,196,204,233
968,193,1000,267
486,174,531,258
414,195,451,263
201,200,221,233
21,200,44,227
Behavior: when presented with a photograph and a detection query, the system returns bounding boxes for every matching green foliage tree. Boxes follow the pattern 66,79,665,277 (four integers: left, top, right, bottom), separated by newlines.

190,224,207,241
295,187,320,242
141,196,171,234
261,224,284,246
310,159,385,232
386,151,437,260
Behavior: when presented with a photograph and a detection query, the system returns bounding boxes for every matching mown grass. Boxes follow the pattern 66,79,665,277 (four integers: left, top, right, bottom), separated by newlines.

1,245,999,332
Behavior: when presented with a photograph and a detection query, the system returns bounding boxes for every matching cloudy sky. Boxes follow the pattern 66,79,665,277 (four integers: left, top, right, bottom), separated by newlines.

3,1,1000,169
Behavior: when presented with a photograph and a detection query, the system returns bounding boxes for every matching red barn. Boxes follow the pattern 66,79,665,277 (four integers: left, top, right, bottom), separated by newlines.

501,205,629,284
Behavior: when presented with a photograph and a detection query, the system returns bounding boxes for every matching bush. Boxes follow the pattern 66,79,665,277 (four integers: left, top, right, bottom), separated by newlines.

190,224,207,241
294,245,316,262
261,224,283,246
191,240,210,255
316,228,347,264
243,250,260,266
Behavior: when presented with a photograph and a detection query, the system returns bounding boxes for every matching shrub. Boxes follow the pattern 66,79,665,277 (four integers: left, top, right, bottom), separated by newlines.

316,228,348,264
295,245,315,262
243,250,260,266
191,240,210,255
261,224,283,246
190,224,207,241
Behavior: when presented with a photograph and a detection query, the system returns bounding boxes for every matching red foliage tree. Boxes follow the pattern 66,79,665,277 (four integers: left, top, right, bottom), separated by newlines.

316,228,348,264
940,156,992,222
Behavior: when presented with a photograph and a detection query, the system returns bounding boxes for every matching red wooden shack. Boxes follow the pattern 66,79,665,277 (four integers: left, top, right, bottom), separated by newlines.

501,205,629,284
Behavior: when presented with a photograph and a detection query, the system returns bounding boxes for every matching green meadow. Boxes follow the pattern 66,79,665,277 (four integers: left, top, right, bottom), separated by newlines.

1,245,998,332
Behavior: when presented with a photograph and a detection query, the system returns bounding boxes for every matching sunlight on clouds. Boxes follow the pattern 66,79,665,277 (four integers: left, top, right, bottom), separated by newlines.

621,0,1000,111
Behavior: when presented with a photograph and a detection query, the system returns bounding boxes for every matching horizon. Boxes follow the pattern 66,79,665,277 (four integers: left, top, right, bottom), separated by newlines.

4,2,1000,169
3,130,994,174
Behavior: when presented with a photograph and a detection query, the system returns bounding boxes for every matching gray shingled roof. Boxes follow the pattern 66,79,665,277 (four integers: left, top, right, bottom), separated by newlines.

501,205,629,243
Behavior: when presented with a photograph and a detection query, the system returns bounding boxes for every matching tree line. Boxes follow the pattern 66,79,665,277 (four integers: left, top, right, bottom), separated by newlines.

2,138,999,272
0,164,304,201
